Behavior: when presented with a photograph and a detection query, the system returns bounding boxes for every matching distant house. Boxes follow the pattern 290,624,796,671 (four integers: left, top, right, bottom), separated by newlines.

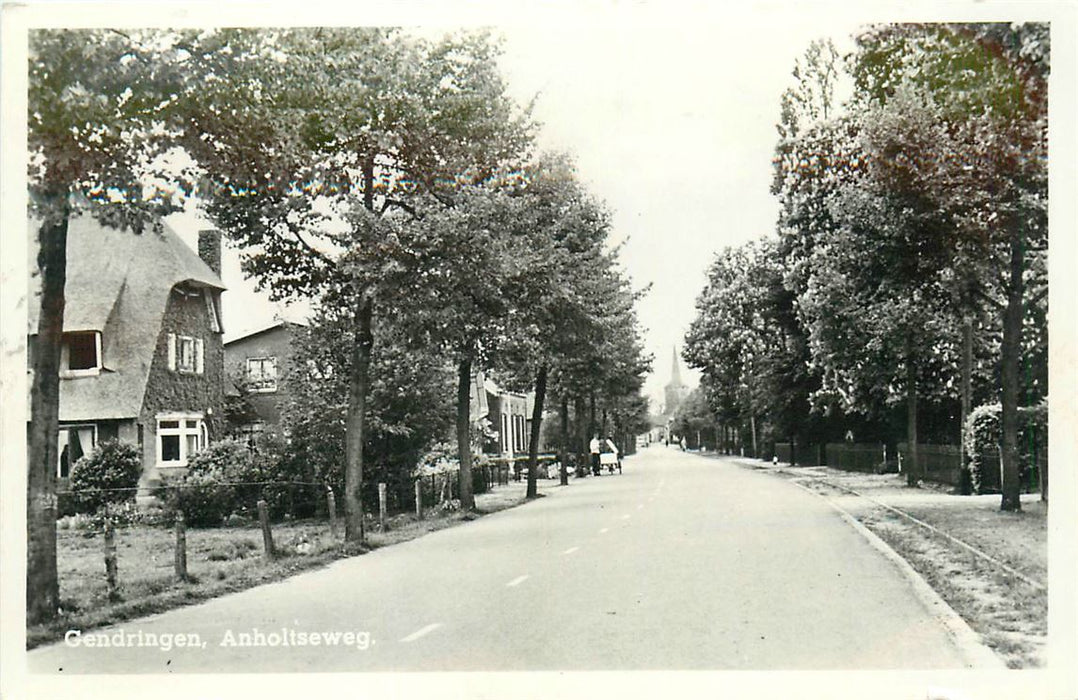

28,216,226,489
481,377,532,460
223,320,306,433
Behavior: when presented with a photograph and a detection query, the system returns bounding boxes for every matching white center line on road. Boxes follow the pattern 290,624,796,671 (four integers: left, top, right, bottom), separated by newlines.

562,546,580,555
506,575,529,587
599,528,609,534
400,623,442,643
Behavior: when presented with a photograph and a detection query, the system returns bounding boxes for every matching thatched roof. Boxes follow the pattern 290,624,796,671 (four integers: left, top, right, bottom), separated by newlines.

28,215,225,421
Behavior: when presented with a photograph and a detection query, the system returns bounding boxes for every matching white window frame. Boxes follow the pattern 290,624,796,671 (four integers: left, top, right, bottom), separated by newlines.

57,424,97,478
515,415,526,452
60,331,102,377
156,412,207,468
245,356,279,393
167,333,204,375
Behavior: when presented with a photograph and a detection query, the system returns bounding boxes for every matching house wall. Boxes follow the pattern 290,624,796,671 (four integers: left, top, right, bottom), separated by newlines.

485,391,530,458
223,325,296,429
137,286,224,485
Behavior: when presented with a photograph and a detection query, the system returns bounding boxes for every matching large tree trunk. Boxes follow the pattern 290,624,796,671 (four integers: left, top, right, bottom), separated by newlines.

1000,230,1025,511
27,205,69,625
343,295,373,542
750,414,758,459
559,395,570,486
526,364,548,499
574,395,587,477
342,153,379,542
905,348,921,487
456,354,475,511
588,392,596,445
959,318,973,495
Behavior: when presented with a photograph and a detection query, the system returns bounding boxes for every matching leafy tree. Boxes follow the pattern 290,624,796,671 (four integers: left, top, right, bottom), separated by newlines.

670,388,717,449
483,155,612,496
185,28,532,534
282,293,456,511
26,29,196,623
684,237,833,458
767,40,864,454
384,180,546,509
850,23,1048,508
801,86,967,485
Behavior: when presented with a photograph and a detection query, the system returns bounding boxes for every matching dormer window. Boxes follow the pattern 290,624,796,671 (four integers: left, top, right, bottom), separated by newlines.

61,331,102,376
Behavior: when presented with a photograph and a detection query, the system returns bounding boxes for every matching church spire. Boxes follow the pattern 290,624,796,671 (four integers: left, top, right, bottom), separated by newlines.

670,346,683,387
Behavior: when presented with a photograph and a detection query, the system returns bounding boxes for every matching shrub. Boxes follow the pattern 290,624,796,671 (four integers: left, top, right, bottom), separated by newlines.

161,435,308,526
162,468,235,527
964,401,1048,494
160,438,248,527
68,440,142,515
965,404,1000,494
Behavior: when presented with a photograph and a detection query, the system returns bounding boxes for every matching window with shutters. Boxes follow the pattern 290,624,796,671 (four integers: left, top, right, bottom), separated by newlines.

167,333,204,375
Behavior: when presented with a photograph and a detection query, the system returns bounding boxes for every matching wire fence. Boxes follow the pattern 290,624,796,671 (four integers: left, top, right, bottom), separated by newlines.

52,456,569,605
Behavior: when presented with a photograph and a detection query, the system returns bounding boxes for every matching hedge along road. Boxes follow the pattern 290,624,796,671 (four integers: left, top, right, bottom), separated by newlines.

29,446,983,672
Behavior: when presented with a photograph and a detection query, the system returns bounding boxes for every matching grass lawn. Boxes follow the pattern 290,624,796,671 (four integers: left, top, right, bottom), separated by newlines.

28,477,562,649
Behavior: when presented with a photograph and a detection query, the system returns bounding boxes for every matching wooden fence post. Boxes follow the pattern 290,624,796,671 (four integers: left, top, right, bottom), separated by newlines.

103,517,120,601
326,486,338,538
378,482,387,532
174,510,188,582
257,499,275,560
415,479,423,520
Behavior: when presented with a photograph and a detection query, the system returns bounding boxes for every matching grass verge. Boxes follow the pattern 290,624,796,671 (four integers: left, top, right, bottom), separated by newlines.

769,464,1047,669
28,478,558,650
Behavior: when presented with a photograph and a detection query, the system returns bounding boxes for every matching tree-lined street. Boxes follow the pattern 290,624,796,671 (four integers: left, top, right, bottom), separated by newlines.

9,16,1069,700
30,448,980,672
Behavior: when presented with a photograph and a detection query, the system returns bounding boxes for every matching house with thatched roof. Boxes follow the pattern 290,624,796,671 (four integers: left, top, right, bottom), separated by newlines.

28,215,226,490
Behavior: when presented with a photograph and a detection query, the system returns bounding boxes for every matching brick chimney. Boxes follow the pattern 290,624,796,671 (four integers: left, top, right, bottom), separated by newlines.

198,229,222,276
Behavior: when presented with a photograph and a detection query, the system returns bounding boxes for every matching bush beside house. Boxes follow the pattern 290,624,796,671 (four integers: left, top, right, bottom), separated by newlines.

68,440,142,515
160,435,314,527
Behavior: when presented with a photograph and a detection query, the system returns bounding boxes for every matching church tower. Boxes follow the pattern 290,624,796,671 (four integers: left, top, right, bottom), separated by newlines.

663,346,689,417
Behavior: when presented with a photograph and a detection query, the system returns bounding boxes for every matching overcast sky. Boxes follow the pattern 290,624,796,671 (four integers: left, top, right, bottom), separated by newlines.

169,10,869,410
495,17,865,406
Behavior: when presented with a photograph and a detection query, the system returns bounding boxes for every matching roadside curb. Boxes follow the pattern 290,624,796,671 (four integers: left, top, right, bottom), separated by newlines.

722,455,1005,669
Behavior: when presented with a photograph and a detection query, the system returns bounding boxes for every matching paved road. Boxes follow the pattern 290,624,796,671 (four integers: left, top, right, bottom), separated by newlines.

30,447,976,672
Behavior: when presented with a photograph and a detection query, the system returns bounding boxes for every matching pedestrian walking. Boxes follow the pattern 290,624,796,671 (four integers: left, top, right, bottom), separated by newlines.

589,434,602,476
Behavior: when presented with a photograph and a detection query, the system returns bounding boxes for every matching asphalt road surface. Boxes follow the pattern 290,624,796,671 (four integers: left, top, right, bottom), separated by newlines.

29,446,976,673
